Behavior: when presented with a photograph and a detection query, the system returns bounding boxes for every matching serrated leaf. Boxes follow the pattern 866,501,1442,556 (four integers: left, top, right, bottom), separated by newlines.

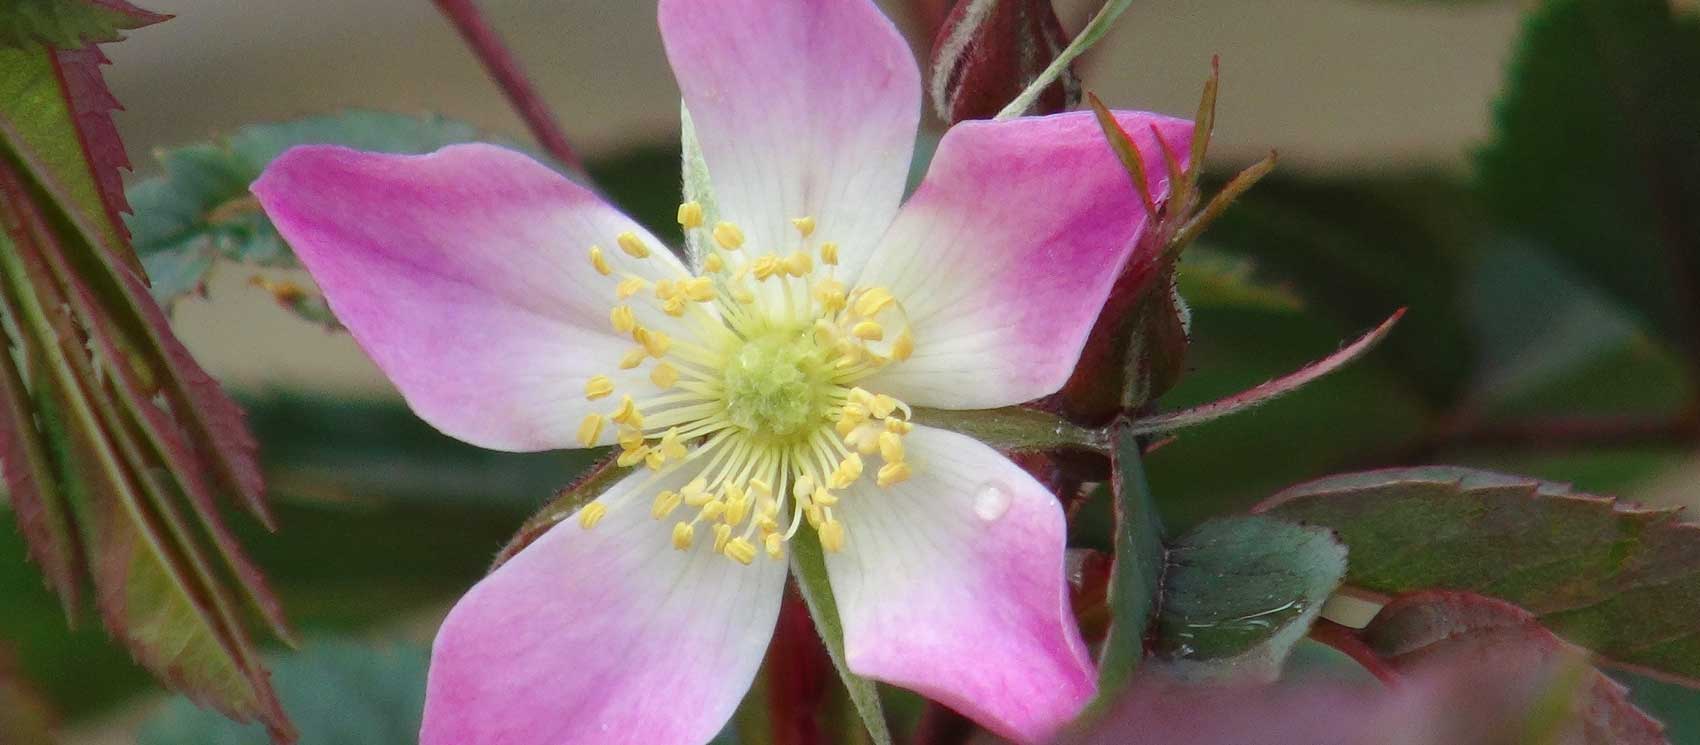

138,639,429,745
1363,592,1668,745
1093,425,1166,702
1477,0,1700,356
1150,515,1346,682
0,0,166,51
126,111,487,307
1259,466,1700,685
789,527,892,745
0,36,288,739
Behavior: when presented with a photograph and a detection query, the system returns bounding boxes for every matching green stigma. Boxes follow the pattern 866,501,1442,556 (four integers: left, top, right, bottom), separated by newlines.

721,328,830,442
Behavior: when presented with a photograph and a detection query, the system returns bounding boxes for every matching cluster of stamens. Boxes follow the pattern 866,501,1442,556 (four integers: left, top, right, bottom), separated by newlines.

571,202,917,565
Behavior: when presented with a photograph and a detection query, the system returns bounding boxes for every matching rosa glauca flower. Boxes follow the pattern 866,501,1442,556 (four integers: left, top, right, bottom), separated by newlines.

252,1,1190,743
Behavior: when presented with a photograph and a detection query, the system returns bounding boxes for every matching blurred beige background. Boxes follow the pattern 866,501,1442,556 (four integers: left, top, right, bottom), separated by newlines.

101,0,1523,396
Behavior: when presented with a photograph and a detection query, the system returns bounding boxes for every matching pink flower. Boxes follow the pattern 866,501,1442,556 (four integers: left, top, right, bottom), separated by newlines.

252,1,1188,742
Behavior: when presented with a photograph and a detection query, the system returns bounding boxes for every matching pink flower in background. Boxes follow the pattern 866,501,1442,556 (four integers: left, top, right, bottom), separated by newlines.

252,0,1188,742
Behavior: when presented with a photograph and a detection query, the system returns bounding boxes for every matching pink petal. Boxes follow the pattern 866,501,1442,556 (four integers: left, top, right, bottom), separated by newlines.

857,110,1194,409
421,464,789,745
253,144,697,452
659,0,920,275
825,425,1094,744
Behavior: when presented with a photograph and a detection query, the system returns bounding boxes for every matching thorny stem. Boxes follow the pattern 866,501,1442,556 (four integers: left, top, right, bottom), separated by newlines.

431,0,586,175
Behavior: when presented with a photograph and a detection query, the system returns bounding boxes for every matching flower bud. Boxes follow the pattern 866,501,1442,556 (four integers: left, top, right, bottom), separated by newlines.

928,0,1080,123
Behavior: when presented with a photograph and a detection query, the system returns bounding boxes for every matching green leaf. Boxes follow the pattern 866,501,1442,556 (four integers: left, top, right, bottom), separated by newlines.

1477,0,1700,357
139,639,429,745
995,0,1132,119
1259,466,1700,685
0,0,166,50
126,111,487,307
789,528,892,745
1093,425,1166,700
1151,516,1346,682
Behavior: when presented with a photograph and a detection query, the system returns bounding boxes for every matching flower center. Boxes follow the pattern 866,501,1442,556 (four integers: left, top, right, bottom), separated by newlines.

722,329,831,443
567,203,919,566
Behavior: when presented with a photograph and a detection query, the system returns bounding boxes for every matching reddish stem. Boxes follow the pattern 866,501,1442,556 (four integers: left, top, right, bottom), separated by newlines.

767,586,833,745
431,0,585,174
1309,620,1400,686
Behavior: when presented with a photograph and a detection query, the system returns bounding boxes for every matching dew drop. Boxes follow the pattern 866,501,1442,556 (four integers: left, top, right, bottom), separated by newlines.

973,481,1012,521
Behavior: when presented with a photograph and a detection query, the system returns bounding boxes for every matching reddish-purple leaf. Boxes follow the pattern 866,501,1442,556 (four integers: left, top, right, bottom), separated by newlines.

928,0,1079,123
51,45,134,240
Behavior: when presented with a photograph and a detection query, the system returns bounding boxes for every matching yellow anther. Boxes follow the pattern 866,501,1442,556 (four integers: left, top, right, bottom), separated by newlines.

652,490,683,519
724,495,750,526
792,476,816,501
892,330,915,362
792,216,816,237
812,487,838,507
818,518,845,553
812,279,847,312
650,362,680,390
747,478,771,499
878,431,906,464
713,523,733,552
619,347,648,369
616,277,647,299
765,534,785,559
877,461,913,487
584,375,615,400
683,276,716,302
701,499,727,522
610,305,637,334
885,417,914,435
820,241,839,266
654,279,679,300
752,255,782,280
725,537,757,565
784,250,813,277
662,296,688,316
672,522,695,550
805,504,824,528
713,221,745,249
576,414,605,447
836,406,869,437
610,395,644,427
851,320,884,341
846,423,882,455
616,446,649,468
758,497,780,522
646,450,665,471
682,478,713,507
732,287,756,304
617,231,651,258
849,388,876,407
658,428,688,461
854,288,895,318
618,426,646,451
578,502,607,529
829,453,863,488
635,327,672,357
677,201,705,229
589,246,612,276
870,394,900,419
704,253,726,273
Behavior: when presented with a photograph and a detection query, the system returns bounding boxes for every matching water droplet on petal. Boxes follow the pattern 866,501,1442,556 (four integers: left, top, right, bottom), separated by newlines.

973,481,1012,521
